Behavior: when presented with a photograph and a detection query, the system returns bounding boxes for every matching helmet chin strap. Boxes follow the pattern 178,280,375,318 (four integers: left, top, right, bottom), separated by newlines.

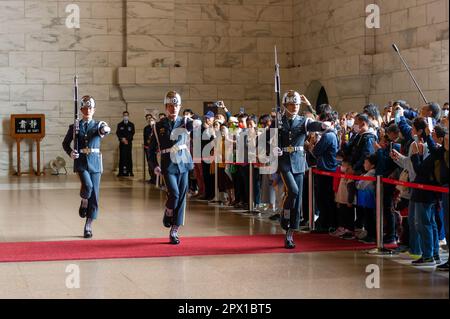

284,106,299,117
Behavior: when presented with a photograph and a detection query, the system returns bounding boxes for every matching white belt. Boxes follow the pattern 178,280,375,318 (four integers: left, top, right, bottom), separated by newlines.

282,146,304,153
80,148,100,154
161,144,188,154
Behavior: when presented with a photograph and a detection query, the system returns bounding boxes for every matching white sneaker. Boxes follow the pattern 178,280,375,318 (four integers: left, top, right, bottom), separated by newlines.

439,239,447,247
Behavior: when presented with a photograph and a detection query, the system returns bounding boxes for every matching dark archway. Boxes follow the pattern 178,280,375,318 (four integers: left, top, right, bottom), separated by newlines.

316,86,329,108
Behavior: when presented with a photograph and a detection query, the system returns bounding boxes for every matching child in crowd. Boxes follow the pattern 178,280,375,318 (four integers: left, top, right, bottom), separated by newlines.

355,154,377,244
332,158,357,239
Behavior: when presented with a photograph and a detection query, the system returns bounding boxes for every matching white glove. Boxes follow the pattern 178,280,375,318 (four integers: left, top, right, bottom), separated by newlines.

101,125,111,134
154,166,162,176
273,147,283,157
71,150,79,160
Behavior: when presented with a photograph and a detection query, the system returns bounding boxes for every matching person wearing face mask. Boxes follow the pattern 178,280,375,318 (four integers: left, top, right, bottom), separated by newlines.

311,111,339,233
272,90,329,248
62,95,111,238
408,124,447,266
440,102,449,121
148,91,194,245
390,117,429,259
198,111,216,201
116,111,135,177
144,114,156,184
341,113,377,236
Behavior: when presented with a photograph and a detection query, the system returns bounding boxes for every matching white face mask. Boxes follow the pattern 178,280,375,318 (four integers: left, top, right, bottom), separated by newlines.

443,109,449,117
413,135,420,143
346,119,355,128
123,116,129,122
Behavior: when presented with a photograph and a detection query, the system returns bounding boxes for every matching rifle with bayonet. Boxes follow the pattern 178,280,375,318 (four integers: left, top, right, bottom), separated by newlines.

274,46,283,147
73,75,80,160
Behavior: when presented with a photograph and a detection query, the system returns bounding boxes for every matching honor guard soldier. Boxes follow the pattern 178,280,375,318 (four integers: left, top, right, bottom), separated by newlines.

116,111,135,176
62,96,111,238
273,90,329,249
148,91,194,244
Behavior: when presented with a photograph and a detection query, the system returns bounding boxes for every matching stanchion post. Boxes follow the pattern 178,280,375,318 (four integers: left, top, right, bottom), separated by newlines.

367,175,394,255
209,150,222,204
214,160,219,201
249,162,254,212
308,167,315,231
376,175,383,249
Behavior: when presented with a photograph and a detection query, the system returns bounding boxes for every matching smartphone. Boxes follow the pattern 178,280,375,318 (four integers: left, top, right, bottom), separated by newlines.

427,117,434,132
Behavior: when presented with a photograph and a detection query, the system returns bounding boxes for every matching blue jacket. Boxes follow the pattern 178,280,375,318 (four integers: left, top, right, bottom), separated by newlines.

398,116,413,146
62,120,109,173
346,130,377,173
313,129,338,172
149,116,194,174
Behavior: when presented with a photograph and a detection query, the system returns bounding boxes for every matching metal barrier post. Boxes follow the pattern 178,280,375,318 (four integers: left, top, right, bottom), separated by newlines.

243,162,259,214
368,175,394,255
209,143,222,204
308,167,315,231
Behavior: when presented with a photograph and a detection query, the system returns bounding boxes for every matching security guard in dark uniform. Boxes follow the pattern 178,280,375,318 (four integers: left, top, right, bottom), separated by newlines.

143,114,156,184
62,96,111,238
116,111,135,176
148,91,194,244
273,90,327,249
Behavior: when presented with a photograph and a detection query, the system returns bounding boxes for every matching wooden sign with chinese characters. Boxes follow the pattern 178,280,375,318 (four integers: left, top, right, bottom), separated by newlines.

10,114,46,176
10,114,45,139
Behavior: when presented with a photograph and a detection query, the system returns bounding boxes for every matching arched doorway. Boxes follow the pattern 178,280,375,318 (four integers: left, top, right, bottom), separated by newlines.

305,80,329,113
316,86,329,108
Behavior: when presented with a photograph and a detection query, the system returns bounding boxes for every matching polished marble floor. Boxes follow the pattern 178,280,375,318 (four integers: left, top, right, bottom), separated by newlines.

0,174,448,299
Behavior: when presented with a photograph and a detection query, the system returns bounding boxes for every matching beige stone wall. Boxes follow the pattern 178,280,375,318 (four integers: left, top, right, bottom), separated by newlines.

119,0,294,118
0,0,126,176
290,0,449,114
369,0,449,109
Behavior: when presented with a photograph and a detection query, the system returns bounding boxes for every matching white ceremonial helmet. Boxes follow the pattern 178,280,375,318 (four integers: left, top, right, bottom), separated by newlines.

80,95,96,108
164,91,182,107
282,90,301,106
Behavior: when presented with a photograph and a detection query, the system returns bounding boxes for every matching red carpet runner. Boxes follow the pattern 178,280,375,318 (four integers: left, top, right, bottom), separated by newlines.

0,234,392,263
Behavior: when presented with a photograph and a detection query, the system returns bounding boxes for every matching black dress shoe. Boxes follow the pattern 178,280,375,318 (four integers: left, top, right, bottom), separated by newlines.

79,205,87,218
269,213,280,221
169,234,180,245
84,230,92,239
284,238,295,249
163,212,173,228
280,217,290,231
